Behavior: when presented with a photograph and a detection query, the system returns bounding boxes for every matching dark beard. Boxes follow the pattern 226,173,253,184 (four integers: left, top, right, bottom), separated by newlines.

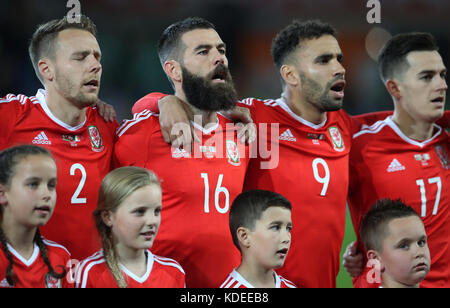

181,64,237,111
300,72,343,112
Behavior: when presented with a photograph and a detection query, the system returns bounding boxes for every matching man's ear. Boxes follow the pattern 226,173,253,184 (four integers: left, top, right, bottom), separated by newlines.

38,58,54,83
236,227,251,249
385,79,402,101
163,60,182,84
280,64,300,87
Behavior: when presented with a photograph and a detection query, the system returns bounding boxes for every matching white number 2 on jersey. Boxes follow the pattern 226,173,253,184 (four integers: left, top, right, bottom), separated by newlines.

416,177,441,217
312,158,330,196
201,173,230,214
70,163,87,205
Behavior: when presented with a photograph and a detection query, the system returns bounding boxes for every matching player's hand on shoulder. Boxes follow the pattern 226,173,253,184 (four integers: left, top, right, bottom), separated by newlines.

342,241,364,277
94,99,116,122
158,95,197,152
222,106,256,144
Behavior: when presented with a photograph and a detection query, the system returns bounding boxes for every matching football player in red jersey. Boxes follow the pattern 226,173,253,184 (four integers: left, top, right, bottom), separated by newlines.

344,32,449,288
114,17,250,288
0,16,118,260
0,145,71,288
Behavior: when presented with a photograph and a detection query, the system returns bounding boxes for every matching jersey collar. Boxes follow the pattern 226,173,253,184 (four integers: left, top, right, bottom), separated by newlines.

35,89,87,132
386,116,443,148
275,97,328,129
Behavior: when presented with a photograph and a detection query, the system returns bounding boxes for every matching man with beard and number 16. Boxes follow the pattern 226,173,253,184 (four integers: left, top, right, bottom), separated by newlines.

113,17,250,288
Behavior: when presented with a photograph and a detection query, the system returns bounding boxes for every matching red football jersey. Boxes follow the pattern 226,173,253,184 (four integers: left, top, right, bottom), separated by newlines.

0,90,117,259
0,238,71,288
348,116,450,288
238,97,352,288
75,250,185,288
220,269,296,288
114,105,250,288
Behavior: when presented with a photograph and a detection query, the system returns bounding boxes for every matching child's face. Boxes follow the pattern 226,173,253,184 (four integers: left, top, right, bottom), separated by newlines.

248,206,292,270
377,216,430,287
1,155,57,228
109,184,162,252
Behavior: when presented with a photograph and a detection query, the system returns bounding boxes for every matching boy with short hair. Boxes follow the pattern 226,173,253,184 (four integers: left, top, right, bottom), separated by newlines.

220,189,296,288
360,199,431,288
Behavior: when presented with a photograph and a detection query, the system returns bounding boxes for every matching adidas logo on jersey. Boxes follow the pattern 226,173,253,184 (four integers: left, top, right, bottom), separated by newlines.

387,159,406,172
279,129,296,142
32,131,52,145
172,147,190,159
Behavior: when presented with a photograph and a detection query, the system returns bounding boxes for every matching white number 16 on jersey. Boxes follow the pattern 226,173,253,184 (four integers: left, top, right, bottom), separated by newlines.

201,173,230,214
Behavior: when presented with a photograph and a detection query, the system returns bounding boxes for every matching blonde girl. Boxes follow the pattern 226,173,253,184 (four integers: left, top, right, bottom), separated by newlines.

75,166,185,288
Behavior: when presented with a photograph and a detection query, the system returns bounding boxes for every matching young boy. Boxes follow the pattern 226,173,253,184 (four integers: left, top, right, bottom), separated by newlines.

220,189,296,288
360,199,431,288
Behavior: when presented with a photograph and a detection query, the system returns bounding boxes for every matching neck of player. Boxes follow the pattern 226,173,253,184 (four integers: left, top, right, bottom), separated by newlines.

176,92,218,129
282,87,327,125
46,89,87,127
391,110,435,141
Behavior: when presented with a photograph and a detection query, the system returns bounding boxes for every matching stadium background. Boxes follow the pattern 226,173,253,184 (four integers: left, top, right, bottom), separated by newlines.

1,0,448,288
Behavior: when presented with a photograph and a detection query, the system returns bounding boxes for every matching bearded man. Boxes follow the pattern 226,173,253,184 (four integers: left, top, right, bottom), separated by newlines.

113,17,250,288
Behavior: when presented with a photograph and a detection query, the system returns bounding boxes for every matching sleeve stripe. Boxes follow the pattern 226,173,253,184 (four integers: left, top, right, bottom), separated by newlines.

74,251,104,288
42,238,71,256
79,258,106,288
280,277,297,288
352,120,387,139
116,109,156,137
154,256,185,274
0,94,39,105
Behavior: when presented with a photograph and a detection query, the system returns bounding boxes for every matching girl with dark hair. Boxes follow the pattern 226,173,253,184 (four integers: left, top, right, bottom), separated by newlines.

0,145,69,288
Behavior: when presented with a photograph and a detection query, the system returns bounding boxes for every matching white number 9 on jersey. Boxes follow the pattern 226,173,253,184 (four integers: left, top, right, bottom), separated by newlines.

312,158,330,196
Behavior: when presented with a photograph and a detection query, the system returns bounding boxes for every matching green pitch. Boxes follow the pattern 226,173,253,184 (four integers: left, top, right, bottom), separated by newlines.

337,209,357,288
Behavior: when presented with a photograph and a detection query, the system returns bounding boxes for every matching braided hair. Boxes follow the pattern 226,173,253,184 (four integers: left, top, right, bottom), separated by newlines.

0,145,66,286
93,166,161,288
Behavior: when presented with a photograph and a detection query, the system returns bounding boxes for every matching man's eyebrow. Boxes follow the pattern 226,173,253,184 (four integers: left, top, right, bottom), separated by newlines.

71,50,102,57
316,53,333,59
418,68,447,75
194,43,226,51
314,52,342,62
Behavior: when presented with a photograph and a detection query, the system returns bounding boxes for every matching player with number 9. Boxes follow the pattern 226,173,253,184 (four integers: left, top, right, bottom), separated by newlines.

0,16,117,260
